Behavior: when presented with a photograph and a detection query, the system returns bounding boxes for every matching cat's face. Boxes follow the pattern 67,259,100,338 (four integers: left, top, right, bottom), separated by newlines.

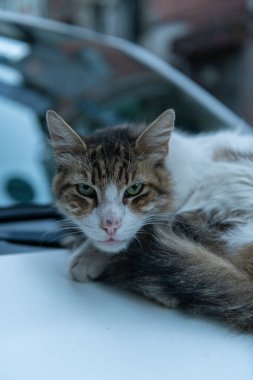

47,110,175,253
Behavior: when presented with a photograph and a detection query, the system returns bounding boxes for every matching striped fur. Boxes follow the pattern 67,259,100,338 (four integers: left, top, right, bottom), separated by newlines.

47,110,253,331
101,214,253,332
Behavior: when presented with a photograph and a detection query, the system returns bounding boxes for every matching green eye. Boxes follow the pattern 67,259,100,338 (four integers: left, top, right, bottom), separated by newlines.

124,183,144,197
77,183,96,197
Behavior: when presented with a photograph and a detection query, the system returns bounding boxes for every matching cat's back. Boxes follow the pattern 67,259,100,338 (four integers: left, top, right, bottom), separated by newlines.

193,128,253,157
168,128,253,211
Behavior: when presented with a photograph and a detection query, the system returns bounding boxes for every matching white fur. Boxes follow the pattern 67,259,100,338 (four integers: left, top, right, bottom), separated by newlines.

167,128,253,250
75,183,144,254
70,126,253,281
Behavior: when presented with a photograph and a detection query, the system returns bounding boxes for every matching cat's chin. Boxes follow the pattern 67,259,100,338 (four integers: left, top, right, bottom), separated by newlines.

92,238,129,254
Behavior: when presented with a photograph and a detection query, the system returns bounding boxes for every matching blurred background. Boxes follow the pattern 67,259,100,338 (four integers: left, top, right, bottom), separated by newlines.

0,0,252,125
1,0,253,207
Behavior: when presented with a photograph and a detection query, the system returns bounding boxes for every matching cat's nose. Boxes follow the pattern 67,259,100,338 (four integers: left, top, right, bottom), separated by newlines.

100,218,122,236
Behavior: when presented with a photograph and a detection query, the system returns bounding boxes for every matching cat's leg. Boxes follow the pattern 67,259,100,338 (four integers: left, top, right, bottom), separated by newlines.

139,285,179,308
69,240,111,282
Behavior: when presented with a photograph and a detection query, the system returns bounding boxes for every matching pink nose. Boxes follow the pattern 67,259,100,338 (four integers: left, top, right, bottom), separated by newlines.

100,218,122,236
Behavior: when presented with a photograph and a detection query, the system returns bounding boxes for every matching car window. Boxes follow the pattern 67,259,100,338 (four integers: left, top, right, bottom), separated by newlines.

0,96,52,206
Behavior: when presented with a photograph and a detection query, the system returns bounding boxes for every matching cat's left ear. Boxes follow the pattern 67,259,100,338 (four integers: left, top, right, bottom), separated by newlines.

135,109,175,158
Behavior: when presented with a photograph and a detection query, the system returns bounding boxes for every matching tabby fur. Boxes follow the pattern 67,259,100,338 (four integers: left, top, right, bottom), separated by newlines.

47,109,253,331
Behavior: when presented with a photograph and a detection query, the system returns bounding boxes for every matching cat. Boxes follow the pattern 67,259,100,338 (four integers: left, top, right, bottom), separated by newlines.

47,109,253,331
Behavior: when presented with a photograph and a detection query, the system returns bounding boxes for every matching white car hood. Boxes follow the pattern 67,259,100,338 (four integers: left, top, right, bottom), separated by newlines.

0,249,252,380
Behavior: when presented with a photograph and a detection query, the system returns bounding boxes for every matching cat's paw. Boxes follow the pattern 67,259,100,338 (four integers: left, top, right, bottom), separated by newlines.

69,250,110,282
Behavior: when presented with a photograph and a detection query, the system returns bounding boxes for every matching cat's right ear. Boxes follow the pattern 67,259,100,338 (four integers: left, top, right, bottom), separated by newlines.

46,110,86,153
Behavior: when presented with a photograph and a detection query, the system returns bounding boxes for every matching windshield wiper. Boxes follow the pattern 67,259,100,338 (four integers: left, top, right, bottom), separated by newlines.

0,204,60,222
0,204,84,253
0,229,64,248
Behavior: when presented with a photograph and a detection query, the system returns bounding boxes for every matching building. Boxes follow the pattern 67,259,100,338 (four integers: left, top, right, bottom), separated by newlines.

1,0,253,124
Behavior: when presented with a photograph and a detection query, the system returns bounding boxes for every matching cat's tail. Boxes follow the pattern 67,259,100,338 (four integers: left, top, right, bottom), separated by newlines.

155,226,253,331
102,226,253,332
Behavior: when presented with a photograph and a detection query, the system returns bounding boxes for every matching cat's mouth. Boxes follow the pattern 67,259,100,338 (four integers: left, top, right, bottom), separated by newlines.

97,238,126,245
93,237,129,253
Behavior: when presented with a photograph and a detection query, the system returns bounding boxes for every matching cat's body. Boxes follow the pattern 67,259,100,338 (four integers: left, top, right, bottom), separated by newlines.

168,130,253,249
47,110,253,331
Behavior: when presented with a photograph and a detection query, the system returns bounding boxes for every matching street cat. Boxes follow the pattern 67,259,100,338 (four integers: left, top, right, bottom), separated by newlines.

47,109,253,331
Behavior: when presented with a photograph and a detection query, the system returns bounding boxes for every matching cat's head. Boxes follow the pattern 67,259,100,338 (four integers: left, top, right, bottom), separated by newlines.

47,110,175,253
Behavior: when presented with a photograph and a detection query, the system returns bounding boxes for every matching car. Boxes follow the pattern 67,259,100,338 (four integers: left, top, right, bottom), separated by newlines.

0,11,252,380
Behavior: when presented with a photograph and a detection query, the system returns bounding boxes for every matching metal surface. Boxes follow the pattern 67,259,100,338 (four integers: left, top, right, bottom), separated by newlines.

0,249,252,380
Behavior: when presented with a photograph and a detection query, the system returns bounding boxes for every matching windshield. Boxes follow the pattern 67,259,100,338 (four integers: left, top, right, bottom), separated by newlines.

0,20,235,208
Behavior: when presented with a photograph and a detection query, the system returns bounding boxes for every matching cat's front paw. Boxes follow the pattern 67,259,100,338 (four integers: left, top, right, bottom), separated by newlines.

69,250,110,282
